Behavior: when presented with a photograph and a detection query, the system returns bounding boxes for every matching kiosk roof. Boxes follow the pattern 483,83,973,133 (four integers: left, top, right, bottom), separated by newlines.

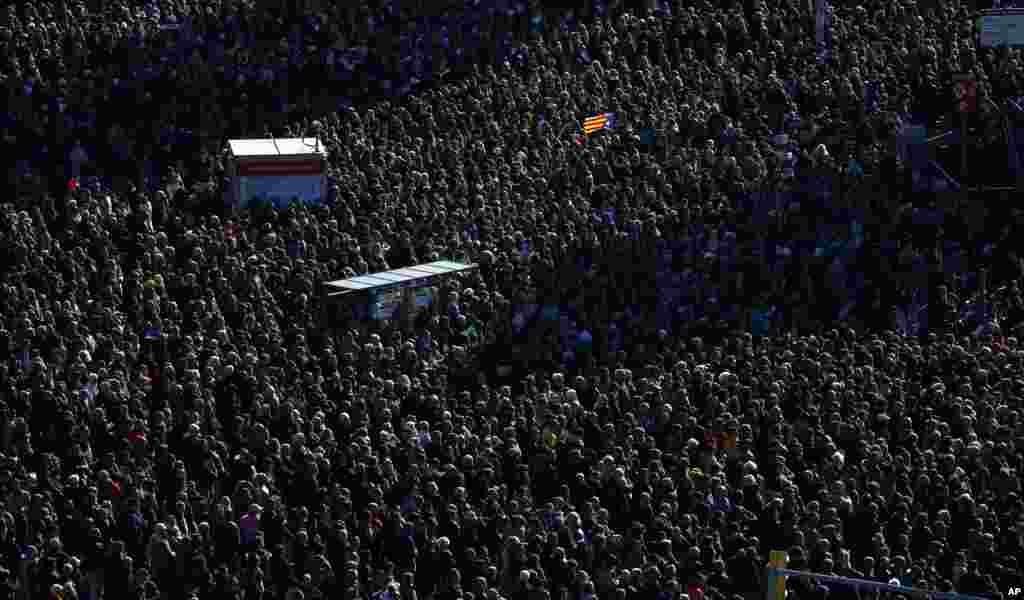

323,261,477,296
228,138,325,158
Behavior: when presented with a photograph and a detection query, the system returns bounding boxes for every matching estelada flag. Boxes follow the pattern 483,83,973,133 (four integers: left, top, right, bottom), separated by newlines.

583,112,616,135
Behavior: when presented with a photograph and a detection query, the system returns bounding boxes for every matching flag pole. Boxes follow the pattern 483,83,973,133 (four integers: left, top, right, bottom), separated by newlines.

961,109,969,200
955,74,975,214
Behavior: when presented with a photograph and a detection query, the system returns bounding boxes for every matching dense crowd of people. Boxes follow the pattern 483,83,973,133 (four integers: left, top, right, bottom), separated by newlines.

4,1,1024,600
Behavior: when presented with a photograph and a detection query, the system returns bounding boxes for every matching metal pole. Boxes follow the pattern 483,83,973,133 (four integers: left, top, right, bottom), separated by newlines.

768,568,991,600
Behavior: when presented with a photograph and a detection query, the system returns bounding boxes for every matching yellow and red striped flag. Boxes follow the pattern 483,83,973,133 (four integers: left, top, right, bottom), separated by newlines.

582,112,616,135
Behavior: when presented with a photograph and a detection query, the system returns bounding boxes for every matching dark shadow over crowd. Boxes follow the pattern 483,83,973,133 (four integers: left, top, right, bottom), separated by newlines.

3,2,1024,600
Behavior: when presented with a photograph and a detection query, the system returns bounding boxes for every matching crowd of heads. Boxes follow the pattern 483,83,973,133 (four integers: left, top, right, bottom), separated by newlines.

3,1,1024,600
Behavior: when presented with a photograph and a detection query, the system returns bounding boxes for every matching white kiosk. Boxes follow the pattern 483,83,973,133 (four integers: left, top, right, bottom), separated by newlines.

227,138,327,209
